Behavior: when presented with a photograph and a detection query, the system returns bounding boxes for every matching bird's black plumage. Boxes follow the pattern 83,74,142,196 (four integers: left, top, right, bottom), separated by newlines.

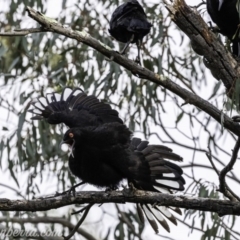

29,87,185,233
29,87,123,128
207,0,240,56
109,0,152,64
64,123,132,188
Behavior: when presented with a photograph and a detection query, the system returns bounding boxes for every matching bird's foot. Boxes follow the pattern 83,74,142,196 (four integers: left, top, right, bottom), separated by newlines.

122,182,137,196
66,185,77,196
118,50,128,58
134,56,141,65
105,185,118,192
54,187,76,197
131,69,145,78
105,185,118,197
207,21,220,33
128,182,137,191
105,54,115,62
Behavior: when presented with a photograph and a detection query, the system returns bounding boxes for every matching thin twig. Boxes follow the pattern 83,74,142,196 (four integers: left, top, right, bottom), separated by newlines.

206,149,220,177
63,203,93,240
0,183,26,199
206,148,240,202
0,27,47,36
219,137,240,201
181,164,240,184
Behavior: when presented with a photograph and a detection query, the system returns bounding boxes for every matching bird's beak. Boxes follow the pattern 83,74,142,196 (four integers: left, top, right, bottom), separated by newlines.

59,140,65,148
60,139,75,158
218,0,224,11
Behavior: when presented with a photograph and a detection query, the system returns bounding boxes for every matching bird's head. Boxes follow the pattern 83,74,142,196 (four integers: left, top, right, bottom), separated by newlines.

61,128,79,157
63,129,75,144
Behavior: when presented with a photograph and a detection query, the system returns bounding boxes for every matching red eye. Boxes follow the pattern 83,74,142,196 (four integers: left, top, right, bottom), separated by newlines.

69,132,74,138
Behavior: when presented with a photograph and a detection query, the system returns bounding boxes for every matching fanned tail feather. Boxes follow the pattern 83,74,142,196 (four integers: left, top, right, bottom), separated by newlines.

138,203,181,233
132,137,185,191
131,138,184,233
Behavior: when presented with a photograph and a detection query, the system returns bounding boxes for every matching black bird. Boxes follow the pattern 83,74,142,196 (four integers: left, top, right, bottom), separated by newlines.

29,87,185,233
109,0,152,64
207,0,240,56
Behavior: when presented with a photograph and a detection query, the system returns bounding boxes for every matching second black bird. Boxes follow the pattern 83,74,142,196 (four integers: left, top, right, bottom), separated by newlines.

207,0,240,56
109,0,152,64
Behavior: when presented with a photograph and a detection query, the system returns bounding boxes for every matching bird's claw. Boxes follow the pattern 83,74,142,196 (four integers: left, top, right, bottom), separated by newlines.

134,56,141,65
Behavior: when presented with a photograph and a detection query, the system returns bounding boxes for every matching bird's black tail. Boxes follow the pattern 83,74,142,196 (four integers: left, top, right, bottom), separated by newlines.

28,87,84,124
129,138,185,233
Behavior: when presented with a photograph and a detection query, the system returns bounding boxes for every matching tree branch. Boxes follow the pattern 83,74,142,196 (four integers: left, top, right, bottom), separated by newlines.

163,0,240,96
3,6,238,137
0,190,239,217
206,150,240,202
1,6,239,135
219,137,240,197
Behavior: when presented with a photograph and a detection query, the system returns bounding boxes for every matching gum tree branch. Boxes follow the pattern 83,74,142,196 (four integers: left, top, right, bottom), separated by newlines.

0,190,239,216
219,137,240,197
206,150,240,202
1,6,239,136
163,0,240,96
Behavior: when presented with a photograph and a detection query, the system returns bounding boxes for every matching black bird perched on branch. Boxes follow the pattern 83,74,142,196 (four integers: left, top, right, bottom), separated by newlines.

109,0,152,64
29,87,185,233
207,0,240,56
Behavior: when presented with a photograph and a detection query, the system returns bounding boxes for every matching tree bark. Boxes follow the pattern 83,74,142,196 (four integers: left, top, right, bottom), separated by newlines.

0,190,239,217
163,0,240,96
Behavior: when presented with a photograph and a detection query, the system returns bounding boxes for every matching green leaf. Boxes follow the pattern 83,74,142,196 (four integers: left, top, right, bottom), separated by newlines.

7,56,20,72
175,111,184,125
